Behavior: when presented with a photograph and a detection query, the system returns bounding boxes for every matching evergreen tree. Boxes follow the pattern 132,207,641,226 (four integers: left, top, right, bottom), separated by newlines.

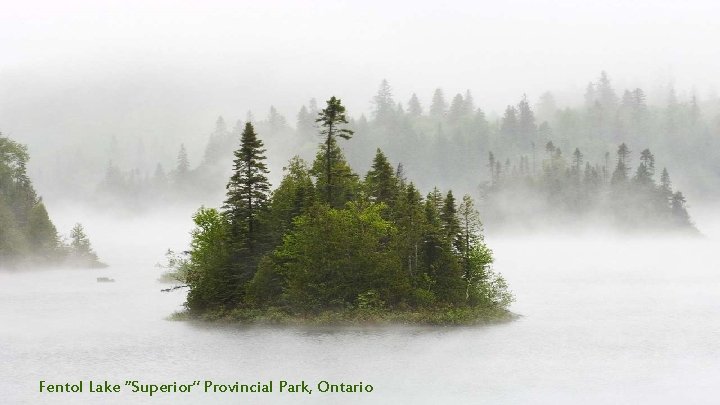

447,93,466,122
372,79,395,124
407,93,423,117
68,223,104,267
223,122,271,288
660,167,672,196
429,88,448,119
393,183,426,280
314,96,354,206
457,194,486,300
440,191,461,251
634,149,655,186
265,156,315,246
268,106,288,133
296,105,316,138
611,143,631,184
501,106,519,138
597,70,618,111
463,90,475,114
517,94,537,140
176,144,190,179
365,148,398,207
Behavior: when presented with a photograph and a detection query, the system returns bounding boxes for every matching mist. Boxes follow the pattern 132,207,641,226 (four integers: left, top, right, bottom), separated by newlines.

2,1,720,403
3,1,720,203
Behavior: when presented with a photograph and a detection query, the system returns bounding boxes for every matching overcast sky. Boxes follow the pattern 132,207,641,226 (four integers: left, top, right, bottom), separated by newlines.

1,0,719,148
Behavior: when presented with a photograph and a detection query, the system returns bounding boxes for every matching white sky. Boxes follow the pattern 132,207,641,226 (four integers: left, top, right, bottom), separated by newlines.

1,0,719,147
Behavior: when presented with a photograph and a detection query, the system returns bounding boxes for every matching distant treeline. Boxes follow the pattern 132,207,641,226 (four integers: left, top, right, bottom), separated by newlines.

481,143,697,232
0,134,105,268
96,71,719,211
172,97,513,324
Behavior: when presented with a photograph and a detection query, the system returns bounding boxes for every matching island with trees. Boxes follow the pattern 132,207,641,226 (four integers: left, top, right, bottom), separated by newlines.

92,72,713,237
170,97,514,325
481,143,698,232
0,133,105,268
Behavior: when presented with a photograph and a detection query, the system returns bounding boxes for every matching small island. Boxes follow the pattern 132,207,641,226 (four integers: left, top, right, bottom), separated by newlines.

0,133,105,268
170,97,514,325
482,143,698,232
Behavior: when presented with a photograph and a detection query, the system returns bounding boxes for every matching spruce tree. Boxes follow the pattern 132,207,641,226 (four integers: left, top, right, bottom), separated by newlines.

611,143,631,184
517,94,537,140
501,106,519,138
429,88,447,119
440,191,461,251
447,93,466,122
365,148,398,207
372,79,395,124
660,168,672,196
572,148,584,176
407,93,423,117
223,122,271,284
176,144,190,176
315,96,354,206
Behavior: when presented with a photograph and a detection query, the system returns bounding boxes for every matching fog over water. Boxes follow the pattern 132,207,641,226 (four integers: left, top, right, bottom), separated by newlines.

1,206,719,404
2,1,720,403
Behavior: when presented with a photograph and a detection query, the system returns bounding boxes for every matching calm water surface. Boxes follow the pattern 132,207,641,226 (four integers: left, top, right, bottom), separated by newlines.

1,208,719,404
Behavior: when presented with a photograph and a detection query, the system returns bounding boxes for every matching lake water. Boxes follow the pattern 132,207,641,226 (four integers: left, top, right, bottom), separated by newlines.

1,207,719,404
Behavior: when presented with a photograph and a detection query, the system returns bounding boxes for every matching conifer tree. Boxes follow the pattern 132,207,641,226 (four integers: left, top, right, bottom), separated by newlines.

176,144,190,178
464,90,475,114
429,88,447,119
448,93,466,122
660,167,672,196
440,191,461,251
457,194,481,262
296,105,315,137
365,148,398,207
572,148,584,175
265,156,315,245
501,106,519,138
671,191,692,227
315,96,354,206
634,149,655,186
67,223,104,267
393,183,425,278
372,79,395,124
223,122,271,281
597,71,618,111
407,93,423,117
611,143,631,184
517,94,537,139
268,106,288,133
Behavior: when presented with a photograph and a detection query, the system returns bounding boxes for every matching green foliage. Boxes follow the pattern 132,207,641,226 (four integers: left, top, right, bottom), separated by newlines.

264,156,315,245
310,137,360,208
67,223,106,268
181,98,514,324
315,96,355,206
364,148,398,208
279,202,406,312
0,133,103,268
245,255,284,307
185,207,232,311
223,122,272,291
